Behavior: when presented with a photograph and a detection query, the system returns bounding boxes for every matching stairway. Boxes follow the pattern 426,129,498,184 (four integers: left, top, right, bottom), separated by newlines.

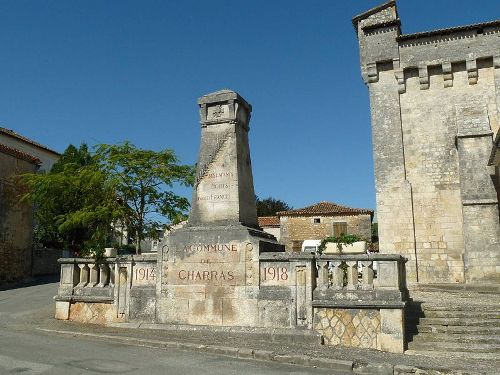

405,285,500,362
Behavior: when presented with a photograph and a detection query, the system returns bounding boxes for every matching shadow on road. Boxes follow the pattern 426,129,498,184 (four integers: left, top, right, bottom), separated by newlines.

0,274,60,292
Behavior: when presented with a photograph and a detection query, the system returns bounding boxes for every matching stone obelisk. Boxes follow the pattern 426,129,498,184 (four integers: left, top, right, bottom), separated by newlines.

157,90,283,327
189,89,258,227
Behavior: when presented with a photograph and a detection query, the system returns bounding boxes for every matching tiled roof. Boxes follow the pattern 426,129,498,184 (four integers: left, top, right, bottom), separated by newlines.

258,216,280,227
0,127,60,156
0,143,41,165
277,201,373,217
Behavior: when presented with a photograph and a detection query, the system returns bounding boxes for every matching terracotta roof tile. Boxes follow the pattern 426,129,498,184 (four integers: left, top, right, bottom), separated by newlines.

0,143,41,165
258,216,280,227
277,201,373,217
0,127,60,156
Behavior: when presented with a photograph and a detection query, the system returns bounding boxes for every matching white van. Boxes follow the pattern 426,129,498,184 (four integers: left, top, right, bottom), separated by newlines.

301,240,321,253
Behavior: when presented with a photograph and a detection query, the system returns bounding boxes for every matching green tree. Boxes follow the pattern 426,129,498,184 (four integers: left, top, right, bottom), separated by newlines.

95,142,194,254
21,144,119,254
256,196,292,216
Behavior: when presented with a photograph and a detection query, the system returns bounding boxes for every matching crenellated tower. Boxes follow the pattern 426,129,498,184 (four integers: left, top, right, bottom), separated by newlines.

353,1,500,284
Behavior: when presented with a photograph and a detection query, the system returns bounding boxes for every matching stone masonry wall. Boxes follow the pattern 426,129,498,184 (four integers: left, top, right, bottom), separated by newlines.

280,214,372,252
314,308,380,349
0,153,37,283
400,61,499,283
369,67,417,281
354,2,500,283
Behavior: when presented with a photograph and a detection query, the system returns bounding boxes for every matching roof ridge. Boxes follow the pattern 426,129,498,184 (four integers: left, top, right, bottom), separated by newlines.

277,201,374,217
0,127,60,156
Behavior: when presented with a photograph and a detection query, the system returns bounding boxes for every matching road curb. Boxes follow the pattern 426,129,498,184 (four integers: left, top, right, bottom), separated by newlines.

36,328,486,374
36,328,354,372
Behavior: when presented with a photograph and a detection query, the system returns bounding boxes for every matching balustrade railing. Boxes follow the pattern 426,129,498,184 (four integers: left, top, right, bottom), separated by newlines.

59,258,115,292
316,254,406,291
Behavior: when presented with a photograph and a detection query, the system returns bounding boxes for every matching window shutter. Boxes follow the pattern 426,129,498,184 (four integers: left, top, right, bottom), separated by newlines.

333,222,347,236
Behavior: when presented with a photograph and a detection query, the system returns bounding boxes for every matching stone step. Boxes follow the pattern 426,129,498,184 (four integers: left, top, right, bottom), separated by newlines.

411,283,500,294
409,333,500,345
405,349,500,362
407,340,500,354
416,310,500,319
413,325,500,334
419,304,500,313
417,317,500,327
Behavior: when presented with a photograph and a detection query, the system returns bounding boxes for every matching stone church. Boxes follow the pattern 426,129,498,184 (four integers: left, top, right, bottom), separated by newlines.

353,1,500,284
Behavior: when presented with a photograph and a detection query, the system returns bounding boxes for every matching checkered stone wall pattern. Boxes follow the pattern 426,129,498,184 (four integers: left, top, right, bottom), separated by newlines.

313,308,380,349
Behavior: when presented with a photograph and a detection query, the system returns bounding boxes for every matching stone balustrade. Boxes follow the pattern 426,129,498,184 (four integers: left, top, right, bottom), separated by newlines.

74,259,115,288
312,254,407,353
314,254,407,307
56,258,117,304
316,254,406,292
55,255,158,323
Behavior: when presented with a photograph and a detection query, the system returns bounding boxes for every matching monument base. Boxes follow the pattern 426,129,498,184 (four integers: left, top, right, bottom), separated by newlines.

156,224,285,327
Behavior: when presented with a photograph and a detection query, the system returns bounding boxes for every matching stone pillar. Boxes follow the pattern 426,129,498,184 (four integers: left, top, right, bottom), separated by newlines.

291,258,316,329
55,261,78,320
379,309,405,353
189,90,257,227
457,123,500,283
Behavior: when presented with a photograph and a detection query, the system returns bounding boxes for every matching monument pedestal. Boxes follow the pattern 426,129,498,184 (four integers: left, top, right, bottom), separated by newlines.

157,224,281,326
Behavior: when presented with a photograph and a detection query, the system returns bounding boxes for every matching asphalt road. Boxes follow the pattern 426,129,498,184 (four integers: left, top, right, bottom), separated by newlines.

0,280,341,375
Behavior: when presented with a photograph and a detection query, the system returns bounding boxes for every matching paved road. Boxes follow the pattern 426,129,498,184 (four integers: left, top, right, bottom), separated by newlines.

0,281,342,375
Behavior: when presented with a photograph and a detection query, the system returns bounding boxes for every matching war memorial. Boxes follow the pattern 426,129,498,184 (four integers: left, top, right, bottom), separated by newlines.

54,0,500,361
55,88,408,353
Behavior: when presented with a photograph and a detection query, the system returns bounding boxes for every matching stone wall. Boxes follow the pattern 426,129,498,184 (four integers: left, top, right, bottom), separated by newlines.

32,248,62,276
314,308,380,349
280,214,372,252
261,226,280,241
354,1,500,283
0,152,37,283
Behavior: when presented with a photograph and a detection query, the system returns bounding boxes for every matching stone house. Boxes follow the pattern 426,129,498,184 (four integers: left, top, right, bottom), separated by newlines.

0,143,40,283
353,1,500,284
257,216,281,241
0,129,61,283
0,127,60,173
277,201,373,252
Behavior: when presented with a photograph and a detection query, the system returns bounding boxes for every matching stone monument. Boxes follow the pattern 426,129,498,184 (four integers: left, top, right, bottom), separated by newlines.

156,89,283,326
55,89,408,353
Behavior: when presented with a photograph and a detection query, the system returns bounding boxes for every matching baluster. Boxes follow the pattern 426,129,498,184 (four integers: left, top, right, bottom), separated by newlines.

97,264,109,287
109,263,115,287
330,260,344,289
317,260,329,289
88,263,99,287
346,260,358,290
77,264,89,287
360,260,374,290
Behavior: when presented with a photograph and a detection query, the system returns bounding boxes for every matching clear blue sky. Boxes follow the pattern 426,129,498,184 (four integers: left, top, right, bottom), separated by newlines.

1,1,498,212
